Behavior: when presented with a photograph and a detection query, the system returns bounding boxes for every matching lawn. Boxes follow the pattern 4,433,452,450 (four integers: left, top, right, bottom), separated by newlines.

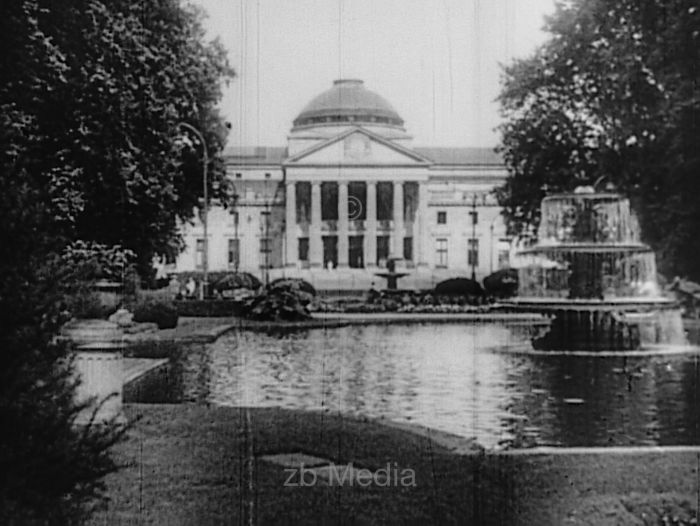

90,404,698,525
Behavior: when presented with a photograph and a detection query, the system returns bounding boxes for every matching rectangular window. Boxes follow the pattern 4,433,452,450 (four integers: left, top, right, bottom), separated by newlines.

436,238,448,268
348,182,367,220
298,237,309,262
322,235,338,268
468,238,479,267
376,235,390,266
227,239,240,269
403,182,418,223
376,182,393,221
349,235,364,268
437,211,447,224
321,182,338,220
295,182,311,223
469,211,479,225
403,237,413,261
195,238,205,269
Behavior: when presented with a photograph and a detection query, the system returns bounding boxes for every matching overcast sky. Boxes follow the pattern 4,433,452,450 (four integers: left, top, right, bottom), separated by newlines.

191,0,555,148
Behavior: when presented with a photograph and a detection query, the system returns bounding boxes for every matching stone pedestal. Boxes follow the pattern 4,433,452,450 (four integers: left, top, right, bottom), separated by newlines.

60,319,127,425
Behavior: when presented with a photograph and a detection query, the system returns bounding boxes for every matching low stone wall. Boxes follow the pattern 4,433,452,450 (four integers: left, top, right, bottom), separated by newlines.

123,359,172,404
174,299,245,317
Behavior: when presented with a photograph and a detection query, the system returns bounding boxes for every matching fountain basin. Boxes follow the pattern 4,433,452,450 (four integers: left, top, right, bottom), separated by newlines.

506,297,683,351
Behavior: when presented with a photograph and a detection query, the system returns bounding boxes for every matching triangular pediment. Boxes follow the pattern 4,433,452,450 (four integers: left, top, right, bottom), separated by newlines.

284,127,430,166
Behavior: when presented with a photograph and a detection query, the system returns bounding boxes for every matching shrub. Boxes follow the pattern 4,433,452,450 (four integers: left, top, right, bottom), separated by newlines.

243,285,312,321
269,278,316,296
132,301,179,329
434,277,485,297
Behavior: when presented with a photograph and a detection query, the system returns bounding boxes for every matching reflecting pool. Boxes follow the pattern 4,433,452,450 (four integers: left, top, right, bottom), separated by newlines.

173,323,700,449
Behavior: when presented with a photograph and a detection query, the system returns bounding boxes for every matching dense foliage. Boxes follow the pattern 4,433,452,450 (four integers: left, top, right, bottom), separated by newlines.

0,0,231,522
243,283,314,322
3,0,233,278
497,0,700,279
132,301,179,330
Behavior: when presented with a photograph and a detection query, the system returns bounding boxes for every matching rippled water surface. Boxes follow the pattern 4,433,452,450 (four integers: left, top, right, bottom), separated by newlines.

174,323,700,449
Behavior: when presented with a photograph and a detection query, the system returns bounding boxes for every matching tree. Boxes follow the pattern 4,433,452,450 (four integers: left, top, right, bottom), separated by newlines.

0,0,232,521
497,0,700,279
38,0,234,278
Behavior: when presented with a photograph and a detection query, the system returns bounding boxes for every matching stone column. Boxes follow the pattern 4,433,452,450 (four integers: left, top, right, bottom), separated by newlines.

417,182,430,267
337,181,349,268
365,181,377,267
391,181,404,259
285,182,297,267
310,182,322,267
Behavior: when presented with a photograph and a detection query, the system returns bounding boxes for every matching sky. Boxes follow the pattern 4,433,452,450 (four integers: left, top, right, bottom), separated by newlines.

191,0,556,148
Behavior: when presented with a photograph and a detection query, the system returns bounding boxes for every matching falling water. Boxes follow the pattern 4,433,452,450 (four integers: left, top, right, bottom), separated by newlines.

511,188,685,350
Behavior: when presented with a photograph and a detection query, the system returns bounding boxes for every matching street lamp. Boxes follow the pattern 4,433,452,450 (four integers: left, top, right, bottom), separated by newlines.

489,215,500,274
470,193,478,281
178,122,208,299
263,175,271,287
231,192,240,273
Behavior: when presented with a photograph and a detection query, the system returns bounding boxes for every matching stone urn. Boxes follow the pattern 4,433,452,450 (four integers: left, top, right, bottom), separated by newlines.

92,279,123,313
59,319,127,425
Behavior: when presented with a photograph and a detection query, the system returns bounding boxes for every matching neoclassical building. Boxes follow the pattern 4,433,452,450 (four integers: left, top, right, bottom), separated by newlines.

171,79,511,289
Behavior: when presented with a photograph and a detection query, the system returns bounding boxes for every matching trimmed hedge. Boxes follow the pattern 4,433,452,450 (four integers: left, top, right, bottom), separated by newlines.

174,299,246,317
132,301,179,329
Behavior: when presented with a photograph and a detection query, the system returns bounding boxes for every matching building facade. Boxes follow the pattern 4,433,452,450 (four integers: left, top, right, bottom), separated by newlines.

172,79,511,289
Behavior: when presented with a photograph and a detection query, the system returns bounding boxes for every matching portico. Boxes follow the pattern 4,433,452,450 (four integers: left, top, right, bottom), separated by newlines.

284,172,430,270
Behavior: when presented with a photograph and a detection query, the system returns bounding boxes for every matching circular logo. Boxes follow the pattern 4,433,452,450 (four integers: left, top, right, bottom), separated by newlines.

348,196,363,220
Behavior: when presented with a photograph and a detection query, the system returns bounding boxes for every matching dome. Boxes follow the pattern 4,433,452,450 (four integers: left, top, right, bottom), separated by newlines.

292,79,404,131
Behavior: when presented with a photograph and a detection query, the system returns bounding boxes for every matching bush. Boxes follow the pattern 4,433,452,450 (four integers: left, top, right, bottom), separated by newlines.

243,285,312,321
132,301,179,329
434,277,485,297
269,278,316,296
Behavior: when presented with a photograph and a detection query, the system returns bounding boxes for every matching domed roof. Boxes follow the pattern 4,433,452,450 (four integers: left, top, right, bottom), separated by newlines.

292,79,404,131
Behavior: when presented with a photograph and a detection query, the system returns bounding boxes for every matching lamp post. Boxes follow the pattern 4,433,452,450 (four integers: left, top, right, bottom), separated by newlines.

178,122,208,299
470,193,478,281
263,176,271,286
232,193,240,273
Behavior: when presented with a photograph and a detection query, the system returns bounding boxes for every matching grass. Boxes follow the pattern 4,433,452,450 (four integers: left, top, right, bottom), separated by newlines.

91,405,698,525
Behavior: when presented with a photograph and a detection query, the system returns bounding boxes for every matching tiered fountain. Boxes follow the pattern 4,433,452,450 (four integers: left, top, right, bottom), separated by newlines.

509,186,684,351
